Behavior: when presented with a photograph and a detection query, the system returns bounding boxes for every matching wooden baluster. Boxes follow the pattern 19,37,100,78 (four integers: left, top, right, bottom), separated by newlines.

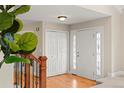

38,63,39,88
25,64,30,88
24,64,26,88
38,56,47,88
39,64,41,88
36,62,38,88
17,63,19,88
20,63,22,88
22,63,24,88
32,62,34,88
13,63,17,88
30,63,31,88
18,63,20,88
36,61,40,88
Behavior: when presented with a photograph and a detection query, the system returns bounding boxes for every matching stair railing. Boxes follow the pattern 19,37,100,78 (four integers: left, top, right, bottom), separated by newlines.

13,54,47,88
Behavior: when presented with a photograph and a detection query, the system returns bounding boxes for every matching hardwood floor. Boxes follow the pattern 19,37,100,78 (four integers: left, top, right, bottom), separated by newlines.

47,74,96,88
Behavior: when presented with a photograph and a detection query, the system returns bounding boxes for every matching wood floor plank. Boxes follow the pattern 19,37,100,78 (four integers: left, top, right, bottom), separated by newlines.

47,74,96,88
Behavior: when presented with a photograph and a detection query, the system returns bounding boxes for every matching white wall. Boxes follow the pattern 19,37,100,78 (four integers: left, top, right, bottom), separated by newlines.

70,17,111,77
0,64,13,88
0,52,14,88
45,23,69,31
120,10,124,70
80,5,121,76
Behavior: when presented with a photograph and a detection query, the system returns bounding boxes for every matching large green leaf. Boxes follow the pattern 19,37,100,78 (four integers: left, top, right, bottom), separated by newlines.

3,19,23,34
13,5,31,15
15,19,23,32
19,48,36,54
0,13,14,31
4,36,20,52
14,34,21,43
18,32,38,51
9,42,20,52
5,56,30,64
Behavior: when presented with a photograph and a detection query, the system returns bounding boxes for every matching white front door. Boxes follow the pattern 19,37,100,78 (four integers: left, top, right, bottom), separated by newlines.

46,31,68,77
70,27,104,80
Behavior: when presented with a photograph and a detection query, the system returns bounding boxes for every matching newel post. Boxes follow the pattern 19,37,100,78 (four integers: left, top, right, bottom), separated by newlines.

38,56,47,88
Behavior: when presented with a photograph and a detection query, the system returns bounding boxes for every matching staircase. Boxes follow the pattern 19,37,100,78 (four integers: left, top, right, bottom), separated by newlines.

13,54,47,88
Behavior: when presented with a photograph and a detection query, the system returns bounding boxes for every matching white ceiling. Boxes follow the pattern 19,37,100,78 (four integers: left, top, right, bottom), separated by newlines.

18,5,108,25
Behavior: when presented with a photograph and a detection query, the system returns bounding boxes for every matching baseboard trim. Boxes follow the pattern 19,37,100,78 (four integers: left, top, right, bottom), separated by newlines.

108,71,124,77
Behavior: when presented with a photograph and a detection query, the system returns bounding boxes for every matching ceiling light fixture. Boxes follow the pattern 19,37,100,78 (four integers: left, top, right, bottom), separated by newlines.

58,16,67,21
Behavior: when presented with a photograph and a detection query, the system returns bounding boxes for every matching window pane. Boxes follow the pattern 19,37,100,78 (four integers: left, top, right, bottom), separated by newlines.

96,32,101,75
73,35,76,69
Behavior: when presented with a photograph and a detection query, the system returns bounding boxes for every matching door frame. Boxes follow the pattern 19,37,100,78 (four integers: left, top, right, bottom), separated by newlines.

45,29,70,77
69,26,105,79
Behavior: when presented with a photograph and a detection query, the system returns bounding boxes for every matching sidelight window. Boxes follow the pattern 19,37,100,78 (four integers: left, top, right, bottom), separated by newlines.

73,35,76,70
96,32,101,75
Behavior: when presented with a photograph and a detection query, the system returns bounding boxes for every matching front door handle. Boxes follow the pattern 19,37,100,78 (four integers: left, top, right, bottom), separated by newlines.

76,52,79,57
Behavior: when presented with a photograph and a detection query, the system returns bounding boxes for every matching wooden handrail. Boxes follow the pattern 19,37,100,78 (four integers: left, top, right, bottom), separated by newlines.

13,54,47,88
20,54,40,62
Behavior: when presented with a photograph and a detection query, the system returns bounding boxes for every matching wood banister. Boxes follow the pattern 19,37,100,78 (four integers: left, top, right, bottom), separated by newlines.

13,55,47,88
38,56,47,88
25,64,30,88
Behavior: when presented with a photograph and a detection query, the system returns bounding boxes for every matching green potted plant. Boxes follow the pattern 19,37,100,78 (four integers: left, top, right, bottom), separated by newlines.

0,5,38,68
